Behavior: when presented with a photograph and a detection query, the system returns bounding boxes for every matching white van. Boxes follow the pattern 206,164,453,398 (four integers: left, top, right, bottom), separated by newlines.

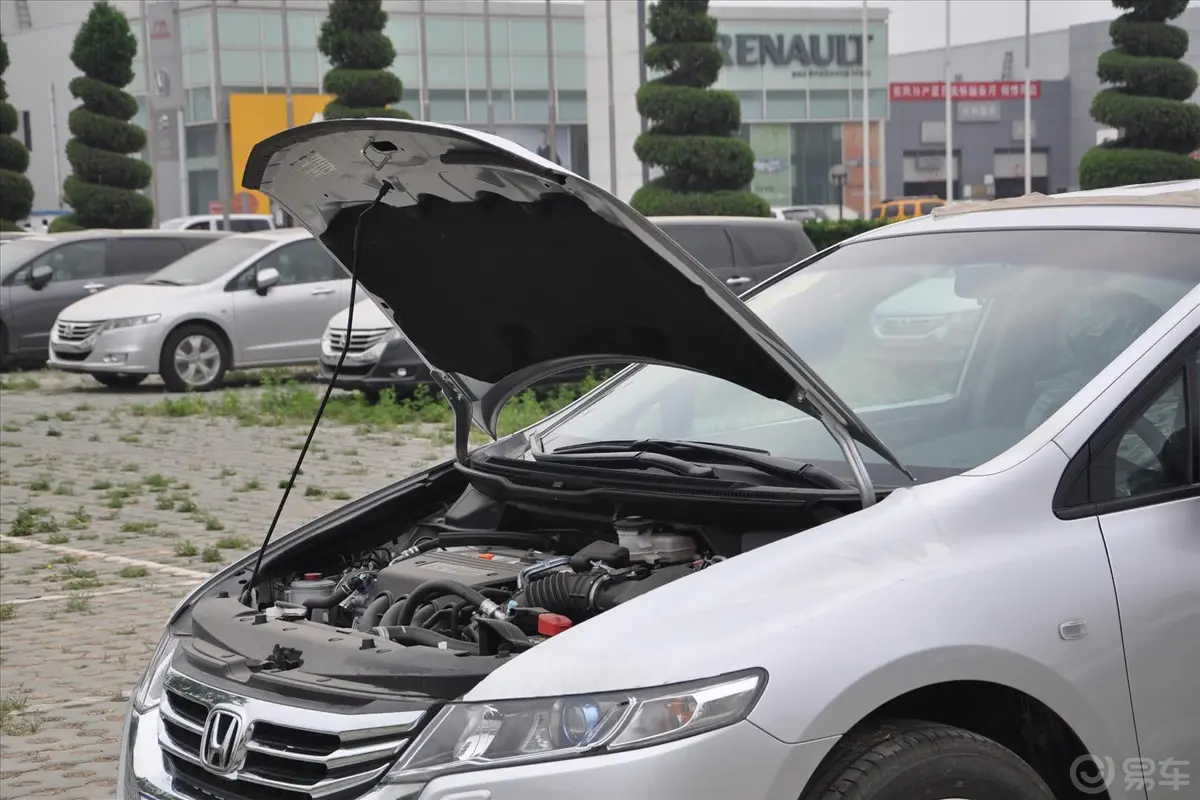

159,213,277,233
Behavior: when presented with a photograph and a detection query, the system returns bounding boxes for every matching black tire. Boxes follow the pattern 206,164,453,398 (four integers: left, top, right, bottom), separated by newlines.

91,372,148,389
803,719,1054,800
159,324,229,392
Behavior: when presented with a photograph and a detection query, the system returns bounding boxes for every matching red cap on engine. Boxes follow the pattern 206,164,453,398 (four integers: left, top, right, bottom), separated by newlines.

303,573,323,580
537,613,573,637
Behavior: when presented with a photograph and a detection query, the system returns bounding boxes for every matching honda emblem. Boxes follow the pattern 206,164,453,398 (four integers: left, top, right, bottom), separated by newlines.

199,706,247,775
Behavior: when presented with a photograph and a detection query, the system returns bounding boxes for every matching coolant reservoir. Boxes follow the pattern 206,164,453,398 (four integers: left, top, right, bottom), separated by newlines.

614,517,696,564
285,574,337,605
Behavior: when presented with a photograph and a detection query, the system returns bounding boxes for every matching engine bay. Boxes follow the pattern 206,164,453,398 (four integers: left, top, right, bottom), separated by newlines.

185,471,853,700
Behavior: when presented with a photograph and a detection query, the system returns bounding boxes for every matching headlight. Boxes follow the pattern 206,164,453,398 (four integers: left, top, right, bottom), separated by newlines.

383,669,765,782
130,631,179,713
106,314,162,330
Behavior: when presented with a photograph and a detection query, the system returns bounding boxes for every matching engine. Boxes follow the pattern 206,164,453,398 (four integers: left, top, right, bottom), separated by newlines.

268,516,720,658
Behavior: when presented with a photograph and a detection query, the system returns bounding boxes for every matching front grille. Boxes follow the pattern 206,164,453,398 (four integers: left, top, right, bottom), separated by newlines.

159,670,424,800
55,320,103,341
325,328,391,354
51,350,89,361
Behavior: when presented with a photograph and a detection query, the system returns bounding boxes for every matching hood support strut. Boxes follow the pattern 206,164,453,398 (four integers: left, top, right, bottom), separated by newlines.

821,413,877,508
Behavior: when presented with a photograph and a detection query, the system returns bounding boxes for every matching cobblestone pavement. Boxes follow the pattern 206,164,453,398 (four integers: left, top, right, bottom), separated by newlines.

0,371,454,798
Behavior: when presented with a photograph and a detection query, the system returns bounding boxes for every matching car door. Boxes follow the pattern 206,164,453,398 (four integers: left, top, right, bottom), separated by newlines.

657,224,741,292
6,238,108,353
229,239,345,364
1057,337,1199,796
107,237,189,287
728,223,813,290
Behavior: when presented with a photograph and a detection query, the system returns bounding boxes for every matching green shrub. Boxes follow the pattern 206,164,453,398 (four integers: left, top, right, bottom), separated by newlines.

0,33,33,227
801,219,894,251
631,0,768,218
1078,0,1200,189
60,1,152,228
318,0,412,120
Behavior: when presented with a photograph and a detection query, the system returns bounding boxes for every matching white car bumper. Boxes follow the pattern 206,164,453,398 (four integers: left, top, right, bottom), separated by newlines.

46,324,164,374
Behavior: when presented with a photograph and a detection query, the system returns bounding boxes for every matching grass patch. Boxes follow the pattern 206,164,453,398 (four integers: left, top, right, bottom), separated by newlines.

0,603,16,621
215,535,252,550
144,473,171,490
46,428,63,437
304,486,325,499
55,410,75,422
90,479,113,491
65,593,92,613
204,515,224,532
236,478,261,492
117,565,149,579
66,506,92,529
175,540,198,557
45,533,70,544
120,521,158,534
126,374,606,435
53,481,75,496
328,489,352,500
0,376,39,391
156,496,176,510
9,507,58,536
63,567,103,590
1,423,19,432
201,547,222,563
0,542,21,554
176,499,199,514
27,475,52,492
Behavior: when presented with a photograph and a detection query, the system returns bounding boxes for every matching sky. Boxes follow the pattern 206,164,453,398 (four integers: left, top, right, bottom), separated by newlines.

711,0,1124,53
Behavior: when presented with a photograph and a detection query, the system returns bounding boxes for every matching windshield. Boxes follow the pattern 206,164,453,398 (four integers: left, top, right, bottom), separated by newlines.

0,238,59,279
147,235,271,285
540,228,1200,486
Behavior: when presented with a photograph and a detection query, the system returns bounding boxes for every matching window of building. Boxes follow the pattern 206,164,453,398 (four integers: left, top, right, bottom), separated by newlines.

513,55,549,89
217,10,260,48
510,19,549,53
809,90,849,120
220,51,263,87
430,89,468,122
766,91,806,121
514,90,551,123
921,120,946,144
427,17,465,53
1013,119,1037,141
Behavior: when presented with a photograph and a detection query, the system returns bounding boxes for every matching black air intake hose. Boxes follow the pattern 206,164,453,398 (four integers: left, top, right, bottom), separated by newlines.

518,572,615,620
301,586,350,611
357,593,393,631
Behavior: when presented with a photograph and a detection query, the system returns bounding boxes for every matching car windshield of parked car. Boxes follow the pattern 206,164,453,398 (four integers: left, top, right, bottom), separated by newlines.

0,238,60,280
146,235,272,285
539,228,1200,487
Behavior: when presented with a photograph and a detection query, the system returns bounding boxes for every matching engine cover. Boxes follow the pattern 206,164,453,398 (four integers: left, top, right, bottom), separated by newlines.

373,549,534,601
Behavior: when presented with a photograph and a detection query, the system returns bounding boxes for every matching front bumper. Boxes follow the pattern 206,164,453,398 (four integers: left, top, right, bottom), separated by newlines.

120,701,837,800
46,325,163,375
317,337,430,390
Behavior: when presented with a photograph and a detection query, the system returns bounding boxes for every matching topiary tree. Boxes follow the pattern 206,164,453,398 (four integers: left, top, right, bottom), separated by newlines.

630,0,768,217
318,0,411,120
0,33,35,231
51,0,153,232
1078,0,1200,189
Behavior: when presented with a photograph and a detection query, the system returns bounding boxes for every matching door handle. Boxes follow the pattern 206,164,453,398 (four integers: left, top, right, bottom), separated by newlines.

84,282,107,292
725,277,752,287
310,287,335,295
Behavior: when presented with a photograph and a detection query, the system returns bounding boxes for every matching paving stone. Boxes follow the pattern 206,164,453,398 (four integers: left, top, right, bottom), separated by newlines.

0,370,455,798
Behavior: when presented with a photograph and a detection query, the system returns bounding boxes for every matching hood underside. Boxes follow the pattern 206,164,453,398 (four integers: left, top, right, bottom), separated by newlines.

242,119,907,485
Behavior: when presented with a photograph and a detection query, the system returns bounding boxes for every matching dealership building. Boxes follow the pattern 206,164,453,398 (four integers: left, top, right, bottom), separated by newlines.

3,0,1197,223
886,6,1200,201
3,0,888,221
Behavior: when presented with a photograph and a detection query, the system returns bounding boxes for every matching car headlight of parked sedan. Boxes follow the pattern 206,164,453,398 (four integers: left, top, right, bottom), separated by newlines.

104,314,163,331
381,669,765,783
130,630,180,713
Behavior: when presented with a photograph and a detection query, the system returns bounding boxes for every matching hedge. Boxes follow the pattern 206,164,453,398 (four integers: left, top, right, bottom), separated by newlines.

0,32,33,227
60,2,152,228
319,0,411,120
801,219,894,251
1078,0,1200,189
631,0,767,218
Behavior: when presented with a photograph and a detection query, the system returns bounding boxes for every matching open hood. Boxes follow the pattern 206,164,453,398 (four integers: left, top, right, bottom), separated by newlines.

243,119,909,495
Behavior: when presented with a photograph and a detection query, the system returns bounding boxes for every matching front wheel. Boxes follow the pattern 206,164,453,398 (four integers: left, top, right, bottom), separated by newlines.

804,720,1055,800
159,324,229,392
91,373,147,389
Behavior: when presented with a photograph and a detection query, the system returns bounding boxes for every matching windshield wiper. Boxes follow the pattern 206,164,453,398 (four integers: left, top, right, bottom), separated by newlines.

144,278,183,286
534,438,852,490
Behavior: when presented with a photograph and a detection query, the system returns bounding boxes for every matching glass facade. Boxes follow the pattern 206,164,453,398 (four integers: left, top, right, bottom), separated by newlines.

130,6,887,213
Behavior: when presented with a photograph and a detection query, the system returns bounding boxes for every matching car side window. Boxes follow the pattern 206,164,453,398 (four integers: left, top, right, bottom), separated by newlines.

187,221,211,230
19,240,108,282
1106,367,1194,500
660,226,735,270
256,240,336,286
902,203,916,217
230,219,270,232
731,226,798,267
109,238,187,276
884,204,900,218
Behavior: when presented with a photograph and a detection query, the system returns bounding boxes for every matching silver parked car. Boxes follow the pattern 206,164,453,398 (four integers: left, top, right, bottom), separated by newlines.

120,117,1198,800
46,229,352,390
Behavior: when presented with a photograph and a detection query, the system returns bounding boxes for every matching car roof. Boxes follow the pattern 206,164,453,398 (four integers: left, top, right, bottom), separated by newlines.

850,180,1200,243
234,227,312,244
14,229,233,243
649,216,805,227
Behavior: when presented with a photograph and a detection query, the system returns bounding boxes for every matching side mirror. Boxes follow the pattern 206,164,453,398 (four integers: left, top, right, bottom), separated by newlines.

254,266,280,294
28,264,53,289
